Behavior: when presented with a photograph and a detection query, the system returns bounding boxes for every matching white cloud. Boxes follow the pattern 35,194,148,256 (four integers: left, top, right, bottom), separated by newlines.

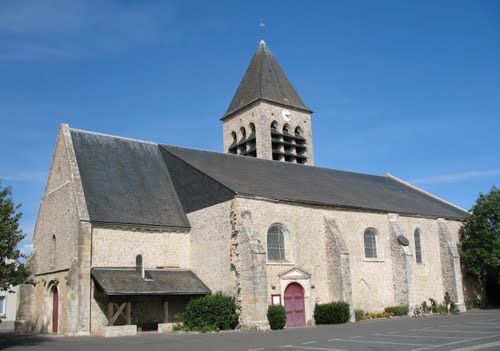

0,0,174,61
20,243,33,256
1,171,47,182
410,169,500,185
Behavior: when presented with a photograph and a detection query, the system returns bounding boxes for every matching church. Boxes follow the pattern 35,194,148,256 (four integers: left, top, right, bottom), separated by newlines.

17,40,468,336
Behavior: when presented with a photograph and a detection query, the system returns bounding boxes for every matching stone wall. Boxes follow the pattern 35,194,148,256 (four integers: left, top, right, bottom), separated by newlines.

18,271,69,333
397,216,446,307
31,128,80,274
187,201,236,295
234,196,465,317
229,199,269,330
17,124,91,335
222,101,314,165
91,226,190,269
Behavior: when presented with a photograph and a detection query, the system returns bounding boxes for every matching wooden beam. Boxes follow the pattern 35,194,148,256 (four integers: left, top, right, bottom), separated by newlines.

163,300,169,323
107,302,114,326
126,301,132,325
112,302,127,324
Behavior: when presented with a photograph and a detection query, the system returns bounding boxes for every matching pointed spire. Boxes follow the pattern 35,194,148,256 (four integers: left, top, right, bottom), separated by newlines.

222,41,312,119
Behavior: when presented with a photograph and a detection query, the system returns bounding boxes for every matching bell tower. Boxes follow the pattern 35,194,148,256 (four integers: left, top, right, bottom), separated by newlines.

221,40,314,165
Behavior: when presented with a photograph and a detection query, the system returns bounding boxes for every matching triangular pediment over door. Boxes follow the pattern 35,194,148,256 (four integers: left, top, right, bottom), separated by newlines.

279,268,311,281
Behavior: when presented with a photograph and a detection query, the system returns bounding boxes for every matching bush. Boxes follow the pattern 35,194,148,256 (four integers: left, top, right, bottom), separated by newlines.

354,309,364,322
314,301,350,325
180,292,239,331
172,323,189,332
267,305,286,330
384,305,409,316
437,304,448,314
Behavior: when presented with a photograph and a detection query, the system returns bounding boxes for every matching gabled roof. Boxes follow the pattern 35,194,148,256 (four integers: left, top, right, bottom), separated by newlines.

222,40,312,119
161,145,469,220
70,129,189,229
70,128,468,228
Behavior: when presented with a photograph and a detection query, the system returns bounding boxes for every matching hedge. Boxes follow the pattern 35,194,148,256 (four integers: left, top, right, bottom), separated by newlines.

384,305,409,316
267,305,286,330
180,292,239,331
354,309,364,322
313,301,350,325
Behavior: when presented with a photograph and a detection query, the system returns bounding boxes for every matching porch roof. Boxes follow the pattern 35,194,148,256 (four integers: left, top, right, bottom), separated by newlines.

91,268,211,296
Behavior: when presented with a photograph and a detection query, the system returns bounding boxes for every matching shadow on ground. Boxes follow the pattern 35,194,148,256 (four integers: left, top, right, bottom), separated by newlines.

0,333,52,350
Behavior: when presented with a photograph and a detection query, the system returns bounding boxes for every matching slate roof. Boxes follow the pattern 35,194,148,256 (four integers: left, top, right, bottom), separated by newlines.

70,128,468,228
161,145,469,220
70,129,189,229
222,40,312,119
91,268,211,296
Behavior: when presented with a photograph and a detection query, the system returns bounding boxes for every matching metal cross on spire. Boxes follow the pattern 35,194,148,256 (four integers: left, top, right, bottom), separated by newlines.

259,19,265,39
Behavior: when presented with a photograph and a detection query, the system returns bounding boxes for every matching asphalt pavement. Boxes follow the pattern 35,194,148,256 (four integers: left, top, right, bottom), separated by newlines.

1,310,499,351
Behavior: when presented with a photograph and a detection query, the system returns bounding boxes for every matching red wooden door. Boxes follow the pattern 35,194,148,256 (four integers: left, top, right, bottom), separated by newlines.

284,283,305,327
52,287,59,333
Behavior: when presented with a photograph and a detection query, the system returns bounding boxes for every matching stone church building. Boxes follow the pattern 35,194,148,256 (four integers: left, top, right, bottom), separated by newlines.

17,40,468,336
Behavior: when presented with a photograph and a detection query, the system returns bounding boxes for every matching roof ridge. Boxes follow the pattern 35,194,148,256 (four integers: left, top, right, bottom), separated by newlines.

385,173,470,214
70,127,158,146
163,144,389,179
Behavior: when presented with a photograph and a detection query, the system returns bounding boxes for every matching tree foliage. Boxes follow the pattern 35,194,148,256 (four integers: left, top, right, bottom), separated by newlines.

0,181,31,291
460,186,500,285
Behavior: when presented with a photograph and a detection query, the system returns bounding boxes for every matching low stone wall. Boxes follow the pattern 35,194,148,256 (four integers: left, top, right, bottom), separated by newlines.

158,323,176,333
0,321,15,331
103,325,137,337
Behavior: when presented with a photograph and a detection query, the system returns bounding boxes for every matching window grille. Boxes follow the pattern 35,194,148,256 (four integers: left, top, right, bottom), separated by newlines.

414,229,422,263
364,228,378,258
267,224,286,261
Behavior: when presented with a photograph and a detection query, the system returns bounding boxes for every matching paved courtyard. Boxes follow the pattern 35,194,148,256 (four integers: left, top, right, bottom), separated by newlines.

1,310,499,351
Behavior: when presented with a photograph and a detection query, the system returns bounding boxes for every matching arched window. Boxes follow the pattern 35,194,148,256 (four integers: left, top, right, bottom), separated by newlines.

246,123,257,157
294,126,307,164
136,254,143,274
271,121,278,130
231,131,237,142
267,224,286,261
294,126,303,137
282,124,290,134
364,228,378,258
414,229,422,263
240,127,246,139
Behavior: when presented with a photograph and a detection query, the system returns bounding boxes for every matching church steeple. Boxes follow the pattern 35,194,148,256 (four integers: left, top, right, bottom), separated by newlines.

223,40,312,119
222,41,314,165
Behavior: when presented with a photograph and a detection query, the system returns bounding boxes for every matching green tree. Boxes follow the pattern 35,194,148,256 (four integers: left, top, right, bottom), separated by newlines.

460,187,500,290
0,181,31,291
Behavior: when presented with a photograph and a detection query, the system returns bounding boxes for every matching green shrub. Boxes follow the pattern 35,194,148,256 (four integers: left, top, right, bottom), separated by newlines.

354,309,364,322
172,323,189,332
437,304,448,314
267,305,286,330
384,305,409,316
314,301,350,325
181,292,239,331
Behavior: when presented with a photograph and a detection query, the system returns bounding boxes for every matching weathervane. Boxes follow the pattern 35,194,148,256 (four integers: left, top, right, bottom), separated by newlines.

259,19,265,39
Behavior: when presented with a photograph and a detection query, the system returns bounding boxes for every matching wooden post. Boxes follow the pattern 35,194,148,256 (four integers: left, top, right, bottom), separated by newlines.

126,301,132,325
163,300,169,323
107,302,113,326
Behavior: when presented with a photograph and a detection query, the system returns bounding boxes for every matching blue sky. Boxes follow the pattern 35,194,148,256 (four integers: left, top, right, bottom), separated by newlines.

1,0,499,256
